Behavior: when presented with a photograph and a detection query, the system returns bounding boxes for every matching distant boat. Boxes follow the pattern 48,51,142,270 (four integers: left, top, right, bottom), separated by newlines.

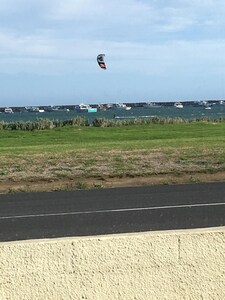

97,104,107,111
143,102,162,108
75,104,89,112
88,107,97,113
174,102,183,109
25,106,45,113
4,107,13,114
194,100,208,107
112,103,131,110
199,101,212,109
76,104,97,113
26,106,40,112
45,106,61,112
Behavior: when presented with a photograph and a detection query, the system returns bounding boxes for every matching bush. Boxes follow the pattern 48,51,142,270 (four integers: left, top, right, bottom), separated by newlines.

0,116,224,131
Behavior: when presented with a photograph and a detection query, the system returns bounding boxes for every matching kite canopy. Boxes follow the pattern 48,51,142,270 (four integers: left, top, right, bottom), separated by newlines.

97,54,106,69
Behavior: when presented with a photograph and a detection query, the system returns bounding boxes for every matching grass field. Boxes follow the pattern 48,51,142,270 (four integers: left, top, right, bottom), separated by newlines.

0,122,225,193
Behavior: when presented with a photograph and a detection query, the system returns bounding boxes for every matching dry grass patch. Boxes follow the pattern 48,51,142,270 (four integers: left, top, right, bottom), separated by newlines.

0,146,225,194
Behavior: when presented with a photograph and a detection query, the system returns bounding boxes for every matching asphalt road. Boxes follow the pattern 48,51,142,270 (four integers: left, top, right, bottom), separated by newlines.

1,182,225,242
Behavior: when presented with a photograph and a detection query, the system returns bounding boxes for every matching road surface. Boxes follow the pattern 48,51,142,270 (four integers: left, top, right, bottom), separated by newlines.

0,182,225,242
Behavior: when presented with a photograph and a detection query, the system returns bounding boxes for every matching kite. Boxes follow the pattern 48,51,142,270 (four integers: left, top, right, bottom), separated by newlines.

97,54,106,69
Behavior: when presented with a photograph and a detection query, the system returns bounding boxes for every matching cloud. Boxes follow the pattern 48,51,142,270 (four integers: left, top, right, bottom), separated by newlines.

50,0,103,19
0,1,225,76
0,32,55,57
0,26,225,77
48,0,225,33
1,1,225,43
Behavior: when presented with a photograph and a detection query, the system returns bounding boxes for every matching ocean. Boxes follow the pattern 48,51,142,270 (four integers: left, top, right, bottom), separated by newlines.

1,104,225,123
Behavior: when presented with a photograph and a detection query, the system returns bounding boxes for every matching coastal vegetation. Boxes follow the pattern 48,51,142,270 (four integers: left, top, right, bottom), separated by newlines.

0,118,225,193
1,116,225,131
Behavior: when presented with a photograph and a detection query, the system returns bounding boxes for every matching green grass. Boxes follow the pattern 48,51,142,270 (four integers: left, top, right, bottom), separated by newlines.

1,121,225,192
0,122,225,155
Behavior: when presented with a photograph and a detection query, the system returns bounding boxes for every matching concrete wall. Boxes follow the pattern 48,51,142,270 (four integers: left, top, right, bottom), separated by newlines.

1,228,225,300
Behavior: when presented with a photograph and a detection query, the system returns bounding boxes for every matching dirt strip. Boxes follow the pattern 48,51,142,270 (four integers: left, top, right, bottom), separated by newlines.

1,171,225,194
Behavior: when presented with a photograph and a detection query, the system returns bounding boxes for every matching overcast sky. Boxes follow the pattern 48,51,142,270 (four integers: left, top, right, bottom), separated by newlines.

0,0,225,106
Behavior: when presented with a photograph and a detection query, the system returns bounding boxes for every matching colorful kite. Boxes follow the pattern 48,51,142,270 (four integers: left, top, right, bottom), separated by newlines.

97,54,106,69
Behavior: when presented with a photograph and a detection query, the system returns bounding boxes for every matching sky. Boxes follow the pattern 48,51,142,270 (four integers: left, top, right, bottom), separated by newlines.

0,0,225,106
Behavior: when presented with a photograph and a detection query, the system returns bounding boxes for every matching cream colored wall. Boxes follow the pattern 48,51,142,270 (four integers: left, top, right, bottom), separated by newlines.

1,228,225,300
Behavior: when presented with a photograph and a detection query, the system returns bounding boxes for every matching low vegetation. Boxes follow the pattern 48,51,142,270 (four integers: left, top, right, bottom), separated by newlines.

1,115,225,131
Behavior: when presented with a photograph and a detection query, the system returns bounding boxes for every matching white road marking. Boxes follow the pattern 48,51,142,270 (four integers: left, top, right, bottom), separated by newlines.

1,202,225,220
